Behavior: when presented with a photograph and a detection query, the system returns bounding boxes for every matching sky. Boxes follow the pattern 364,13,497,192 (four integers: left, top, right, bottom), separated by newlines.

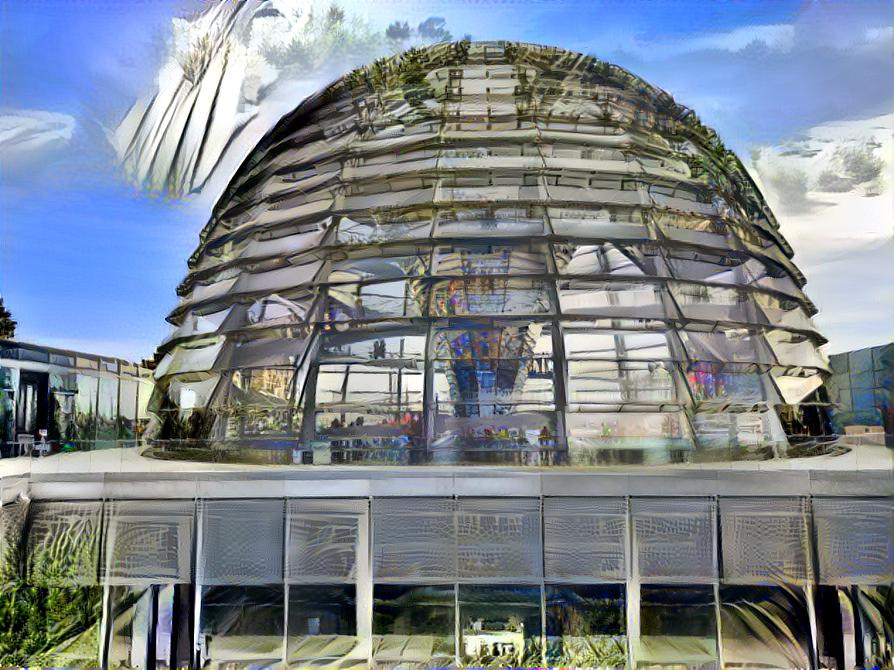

1,0,892,361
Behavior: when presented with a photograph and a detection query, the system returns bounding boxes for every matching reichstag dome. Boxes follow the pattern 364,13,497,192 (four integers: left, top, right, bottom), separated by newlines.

151,41,832,465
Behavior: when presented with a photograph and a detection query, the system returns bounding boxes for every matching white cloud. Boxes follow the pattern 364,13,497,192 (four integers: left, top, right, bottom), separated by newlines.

641,24,795,56
864,26,893,44
0,109,76,169
748,112,894,352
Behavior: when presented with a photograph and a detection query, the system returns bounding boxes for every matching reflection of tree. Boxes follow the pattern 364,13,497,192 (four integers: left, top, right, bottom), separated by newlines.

0,584,102,667
386,17,453,52
0,510,102,667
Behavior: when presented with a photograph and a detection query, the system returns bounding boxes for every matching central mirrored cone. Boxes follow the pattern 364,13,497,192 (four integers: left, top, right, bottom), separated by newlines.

149,41,831,465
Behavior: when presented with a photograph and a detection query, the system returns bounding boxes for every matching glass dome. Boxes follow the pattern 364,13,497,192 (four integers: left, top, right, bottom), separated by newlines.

149,41,832,465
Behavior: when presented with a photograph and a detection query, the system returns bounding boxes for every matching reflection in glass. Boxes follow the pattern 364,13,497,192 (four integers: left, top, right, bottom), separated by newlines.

638,585,718,669
287,585,360,667
75,374,98,445
855,585,894,669
198,585,284,670
546,584,627,669
0,585,103,668
458,585,542,668
118,378,138,442
719,585,811,670
96,375,119,447
108,586,152,670
373,584,455,669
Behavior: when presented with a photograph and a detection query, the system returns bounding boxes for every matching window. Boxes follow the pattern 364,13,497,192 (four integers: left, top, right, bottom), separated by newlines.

546,584,627,668
373,584,456,668
637,586,718,669
458,585,542,667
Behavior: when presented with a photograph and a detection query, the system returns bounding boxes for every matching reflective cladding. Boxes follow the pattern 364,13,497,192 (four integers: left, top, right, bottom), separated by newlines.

2,493,893,668
150,42,833,466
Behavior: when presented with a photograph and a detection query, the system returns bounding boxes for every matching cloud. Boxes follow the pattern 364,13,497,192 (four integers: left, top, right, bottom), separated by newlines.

0,109,76,171
747,112,894,353
660,24,795,55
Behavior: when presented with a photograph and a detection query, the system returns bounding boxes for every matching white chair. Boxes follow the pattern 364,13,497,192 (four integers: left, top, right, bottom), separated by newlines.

35,439,51,457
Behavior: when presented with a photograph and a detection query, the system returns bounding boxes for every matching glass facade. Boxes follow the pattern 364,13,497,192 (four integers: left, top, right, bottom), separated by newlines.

2,494,892,668
0,341,153,454
149,42,833,466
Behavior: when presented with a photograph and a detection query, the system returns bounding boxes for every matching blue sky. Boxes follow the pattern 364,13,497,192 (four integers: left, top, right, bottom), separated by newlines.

1,0,892,361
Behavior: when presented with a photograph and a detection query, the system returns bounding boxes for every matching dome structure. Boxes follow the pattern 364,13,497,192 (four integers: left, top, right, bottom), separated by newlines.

151,41,831,464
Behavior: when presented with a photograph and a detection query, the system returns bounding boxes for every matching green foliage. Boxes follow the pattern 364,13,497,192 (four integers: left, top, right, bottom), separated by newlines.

547,635,628,668
462,635,543,668
0,584,103,667
0,297,16,339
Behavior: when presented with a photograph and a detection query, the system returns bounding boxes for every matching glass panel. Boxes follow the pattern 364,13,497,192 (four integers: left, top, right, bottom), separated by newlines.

118,378,138,441
315,364,424,410
563,329,670,361
637,585,718,669
103,500,194,585
543,497,627,583
558,281,666,319
226,367,294,438
0,500,27,584
813,498,894,585
287,499,364,584
854,585,894,669
314,363,424,456
433,244,547,276
75,373,99,445
567,412,692,466
719,585,811,670
567,360,676,405
373,498,456,582
287,584,361,667
719,497,812,585
430,278,552,316
433,206,546,238
432,410,559,462
157,584,193,670
96,375,119,447
329,253,431,283
199,585,284,670
27,501,102,587
632,498,715,583
458,585,542,667
336,213,432,245
320,330,426,362
456,498,542,582
199,499,284,586
107,585,153,670
326,280,424,321
137,379,153,440
373,584,456,669
545,584,627,669
686,362,767,406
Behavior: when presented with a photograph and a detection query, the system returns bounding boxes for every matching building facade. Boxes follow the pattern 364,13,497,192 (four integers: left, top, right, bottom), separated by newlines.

0,43,891,670
0,339,154,457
